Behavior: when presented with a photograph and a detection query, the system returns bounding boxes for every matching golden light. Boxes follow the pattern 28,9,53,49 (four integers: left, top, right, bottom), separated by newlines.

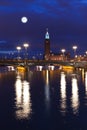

82,69,85,83
46,70,49,85
45,70,50,110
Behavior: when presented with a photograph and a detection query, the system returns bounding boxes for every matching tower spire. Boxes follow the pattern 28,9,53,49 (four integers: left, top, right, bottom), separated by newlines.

45,28,50,39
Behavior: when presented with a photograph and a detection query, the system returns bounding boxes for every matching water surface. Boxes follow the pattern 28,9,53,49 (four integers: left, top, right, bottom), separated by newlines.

0,67,87,130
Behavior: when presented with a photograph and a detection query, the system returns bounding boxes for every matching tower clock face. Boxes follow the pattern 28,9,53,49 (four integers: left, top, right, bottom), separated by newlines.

45,29,50,39
46,34,49,39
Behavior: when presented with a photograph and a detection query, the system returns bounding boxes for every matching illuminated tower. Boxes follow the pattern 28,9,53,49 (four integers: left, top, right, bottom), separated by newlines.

44,28,50,60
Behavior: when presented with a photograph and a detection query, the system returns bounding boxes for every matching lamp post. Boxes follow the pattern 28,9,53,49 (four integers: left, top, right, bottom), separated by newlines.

72,45,77,58
16,46,21,60
23,43,29,66
23,43,29,59
61,49,66,60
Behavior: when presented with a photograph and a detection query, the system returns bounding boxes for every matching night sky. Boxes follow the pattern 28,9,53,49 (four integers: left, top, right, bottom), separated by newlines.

0,0,87,56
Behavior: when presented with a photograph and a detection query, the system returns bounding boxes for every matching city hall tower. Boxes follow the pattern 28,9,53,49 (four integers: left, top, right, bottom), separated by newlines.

44,28,50,60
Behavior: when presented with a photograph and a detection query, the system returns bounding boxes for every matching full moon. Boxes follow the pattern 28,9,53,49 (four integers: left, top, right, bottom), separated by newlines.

21,17,28,23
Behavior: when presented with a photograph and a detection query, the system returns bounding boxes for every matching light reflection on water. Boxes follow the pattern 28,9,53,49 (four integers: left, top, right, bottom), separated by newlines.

71,74,79,114
14,68,87,118
15,71,32,120
85,71,87,96
82,68,85,83
60,71,66,115
1,67,87,129
44,70,50,111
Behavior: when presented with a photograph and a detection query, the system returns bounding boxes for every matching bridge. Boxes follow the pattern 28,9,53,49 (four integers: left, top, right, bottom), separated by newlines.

0,59,87,68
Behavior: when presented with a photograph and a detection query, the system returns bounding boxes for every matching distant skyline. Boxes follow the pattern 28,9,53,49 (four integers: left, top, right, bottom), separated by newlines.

0,0,87,56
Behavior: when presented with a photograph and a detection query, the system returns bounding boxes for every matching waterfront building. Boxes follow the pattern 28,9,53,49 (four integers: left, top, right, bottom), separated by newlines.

44,28,50,60
44,29,70,61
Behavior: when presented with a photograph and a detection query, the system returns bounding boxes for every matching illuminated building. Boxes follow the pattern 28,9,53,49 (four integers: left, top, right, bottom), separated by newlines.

44,28,50,60
44,29,70,61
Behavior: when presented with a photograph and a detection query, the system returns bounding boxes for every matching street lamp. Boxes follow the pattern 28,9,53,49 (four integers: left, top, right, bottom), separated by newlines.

23,43,29,59
72,45,77,57
61,49,66,55
61,49,66,60
85,51,87,56
16,46,21,60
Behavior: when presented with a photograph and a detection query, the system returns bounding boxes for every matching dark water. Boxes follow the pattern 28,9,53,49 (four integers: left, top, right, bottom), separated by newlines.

0,67,87,130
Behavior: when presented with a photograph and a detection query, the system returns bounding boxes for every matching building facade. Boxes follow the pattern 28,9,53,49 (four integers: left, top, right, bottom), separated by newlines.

44,29,70,61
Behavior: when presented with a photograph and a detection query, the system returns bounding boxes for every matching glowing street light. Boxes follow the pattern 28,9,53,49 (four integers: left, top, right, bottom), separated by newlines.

61,49,66,56
85,51,87,55
16,46,21,60
72,45,77,57
61,49,66,60
61,49,66,55
23,43,29,59
16,46,21,50
23,43,29,49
